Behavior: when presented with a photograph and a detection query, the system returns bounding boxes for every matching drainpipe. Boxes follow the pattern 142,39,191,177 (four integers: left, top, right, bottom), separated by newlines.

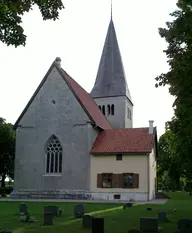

147,153,150,201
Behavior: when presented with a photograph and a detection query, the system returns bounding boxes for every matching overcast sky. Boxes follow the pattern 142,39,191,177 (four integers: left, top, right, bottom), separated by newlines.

0,0,177,137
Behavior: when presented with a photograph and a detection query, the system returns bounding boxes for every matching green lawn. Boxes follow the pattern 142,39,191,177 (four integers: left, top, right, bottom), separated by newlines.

0,192,192,233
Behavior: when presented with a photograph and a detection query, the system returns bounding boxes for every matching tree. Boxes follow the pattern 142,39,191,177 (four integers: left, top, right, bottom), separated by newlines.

0,119,15,187
158,128,182,189
155,0,192,180
0,0,64,47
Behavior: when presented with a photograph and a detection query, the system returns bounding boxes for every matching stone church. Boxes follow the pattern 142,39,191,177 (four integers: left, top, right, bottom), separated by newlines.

11,16,158,201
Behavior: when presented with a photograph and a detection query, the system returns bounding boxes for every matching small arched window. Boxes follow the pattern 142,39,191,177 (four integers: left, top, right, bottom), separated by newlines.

107,105,111,115
45,135,62,174
111,104,115,115
99,105,101,111
102,105,106,115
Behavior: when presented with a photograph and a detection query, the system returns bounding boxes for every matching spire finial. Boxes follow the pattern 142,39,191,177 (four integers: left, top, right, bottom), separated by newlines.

111,0,113,20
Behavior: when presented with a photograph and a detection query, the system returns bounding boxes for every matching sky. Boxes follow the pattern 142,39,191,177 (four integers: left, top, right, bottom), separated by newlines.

0,0,178,137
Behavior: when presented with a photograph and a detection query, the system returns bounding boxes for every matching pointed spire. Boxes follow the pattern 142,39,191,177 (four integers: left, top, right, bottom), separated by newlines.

91,14,132,104
111,0,113,20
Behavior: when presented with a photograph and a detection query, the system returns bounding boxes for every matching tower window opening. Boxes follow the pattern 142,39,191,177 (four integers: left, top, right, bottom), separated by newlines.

107,105,111,115
99,105,101,111
102,105,106,115
127,107,132,120
111,104,115,115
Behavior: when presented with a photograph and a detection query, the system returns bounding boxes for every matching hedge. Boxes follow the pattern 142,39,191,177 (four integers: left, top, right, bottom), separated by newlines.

0,187,13,197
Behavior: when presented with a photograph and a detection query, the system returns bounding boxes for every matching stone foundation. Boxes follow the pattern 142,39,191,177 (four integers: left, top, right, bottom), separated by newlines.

90,192,149,202
10,190,150,202
10,189,92,200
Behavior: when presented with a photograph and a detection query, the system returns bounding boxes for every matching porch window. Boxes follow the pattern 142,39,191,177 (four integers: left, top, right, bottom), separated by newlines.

102,173,113,188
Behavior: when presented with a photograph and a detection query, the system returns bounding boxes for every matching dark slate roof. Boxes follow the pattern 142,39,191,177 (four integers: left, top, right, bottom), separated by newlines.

91,19,132,104
14,60,112,130
91,127,157,154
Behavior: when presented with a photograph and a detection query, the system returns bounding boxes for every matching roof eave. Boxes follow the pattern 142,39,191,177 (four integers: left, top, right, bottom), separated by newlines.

90,151,150,155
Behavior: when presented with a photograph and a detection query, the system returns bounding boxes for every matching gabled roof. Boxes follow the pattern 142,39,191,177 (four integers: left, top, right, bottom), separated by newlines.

91,19,132,104
14,60,112,130
91,127,157,154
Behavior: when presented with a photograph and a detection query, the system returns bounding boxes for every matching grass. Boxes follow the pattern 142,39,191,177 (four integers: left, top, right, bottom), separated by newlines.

0,192,192,233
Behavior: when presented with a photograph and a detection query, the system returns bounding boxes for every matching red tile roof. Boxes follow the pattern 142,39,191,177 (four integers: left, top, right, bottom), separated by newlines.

91,128,156,154
60,68,112,130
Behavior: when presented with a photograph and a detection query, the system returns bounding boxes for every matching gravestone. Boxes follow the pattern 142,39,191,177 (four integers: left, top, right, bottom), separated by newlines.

140,217,158,232
178,219,192,231
158,212,167,222
82,215,93,228
44,212,53,225
44,206,58,216
92,218,104,233
74,204,84,218
57,208,62,216
19,203,28,214
128,229,141,233
146,207,152,211
123,203,133,209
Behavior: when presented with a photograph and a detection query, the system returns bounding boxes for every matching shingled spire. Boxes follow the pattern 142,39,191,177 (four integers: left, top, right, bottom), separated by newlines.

91,13,132,104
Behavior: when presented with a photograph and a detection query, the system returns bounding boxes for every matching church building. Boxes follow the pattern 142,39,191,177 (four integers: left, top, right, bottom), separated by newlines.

12,14,158,201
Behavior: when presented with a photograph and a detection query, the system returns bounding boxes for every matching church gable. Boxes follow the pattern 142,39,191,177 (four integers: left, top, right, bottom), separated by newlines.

15,59,111,130
15,63,90,128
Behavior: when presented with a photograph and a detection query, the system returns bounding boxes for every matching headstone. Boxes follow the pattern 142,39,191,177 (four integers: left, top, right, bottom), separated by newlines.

19,203,28,214
44,212,53,225
57,208,62,216
140,217,158,232
128,229,141,233
44,206,58,216
178,219,192,231
74,204,84,218
92,218,104,233
82,215,93,228
123,203,133,209
146,207,152,211
158,212,167,222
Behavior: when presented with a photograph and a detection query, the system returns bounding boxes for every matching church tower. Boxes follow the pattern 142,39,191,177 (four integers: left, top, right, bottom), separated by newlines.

90,6,133,129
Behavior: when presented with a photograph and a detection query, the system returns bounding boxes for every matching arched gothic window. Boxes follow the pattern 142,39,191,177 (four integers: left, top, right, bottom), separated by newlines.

45,135,62,174
111,104,115,115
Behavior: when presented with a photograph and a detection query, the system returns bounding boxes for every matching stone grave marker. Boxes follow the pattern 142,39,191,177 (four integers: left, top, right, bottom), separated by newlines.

158,211,167,222
123,203,133,209
44,206,58,217
140,217,158,232
19,203,28,214
44,212,53,225
128,229,141,233
178,218,192,231
92,218,104,233
82,214,93,228
74,204,84,218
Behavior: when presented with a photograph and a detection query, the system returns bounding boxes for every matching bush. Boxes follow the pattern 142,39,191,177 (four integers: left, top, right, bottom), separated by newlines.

0,187,13,197
185,182,192,192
